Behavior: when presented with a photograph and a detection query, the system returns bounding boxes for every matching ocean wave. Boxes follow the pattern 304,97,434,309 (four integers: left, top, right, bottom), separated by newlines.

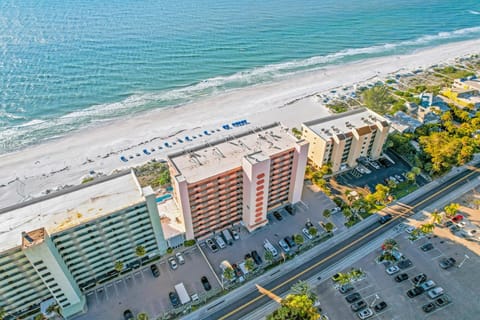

469,10,480,15
2,25,480,154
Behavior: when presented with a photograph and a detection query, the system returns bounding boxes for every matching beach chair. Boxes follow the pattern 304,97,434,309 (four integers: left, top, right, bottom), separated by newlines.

120,156,128,162
204,130,210,135
143,149,151,155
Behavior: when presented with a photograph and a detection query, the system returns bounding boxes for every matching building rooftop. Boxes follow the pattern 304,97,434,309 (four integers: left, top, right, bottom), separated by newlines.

303,108,389,141
157,199,185,239
0,170,145,252
168,123,301,183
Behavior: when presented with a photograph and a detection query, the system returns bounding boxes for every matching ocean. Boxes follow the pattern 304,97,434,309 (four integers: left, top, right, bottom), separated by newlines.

1,0,479,153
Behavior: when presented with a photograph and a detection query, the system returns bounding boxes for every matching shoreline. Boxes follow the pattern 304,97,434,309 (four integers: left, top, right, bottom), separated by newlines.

1,38,480,209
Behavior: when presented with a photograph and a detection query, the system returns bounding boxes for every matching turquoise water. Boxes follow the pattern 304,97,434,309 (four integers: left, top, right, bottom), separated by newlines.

1,0,480,152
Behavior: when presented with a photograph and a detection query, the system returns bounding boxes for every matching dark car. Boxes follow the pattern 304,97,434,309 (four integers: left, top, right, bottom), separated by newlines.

420,243,434,251
397,259,412,269
150,264,160,278
439,257,456,269
379,214,392,224
435,295,451,307
443,220,454,228
273,211,283,221
232,264,243,277
346,292,361,303
422,302,436,313
245,253,252,260
169,292,180,307
412,273,427,285
374,301,387,312
251,250,263,265
201,276,211,291
284,236,296,248
351,300,367,311
407,286,425,298
123,310,134,320
285,205,295,215
395,273,409,282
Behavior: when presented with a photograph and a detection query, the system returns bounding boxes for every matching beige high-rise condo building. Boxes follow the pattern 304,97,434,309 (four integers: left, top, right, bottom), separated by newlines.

0,170,167,319
168,123,308,240
302,108,390,172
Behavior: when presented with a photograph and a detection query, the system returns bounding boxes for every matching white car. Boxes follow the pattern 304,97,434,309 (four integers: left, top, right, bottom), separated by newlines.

278,239,290,253
231,229,240,240
427,287,444,299
215,235,226,249
168,257,178,270
175,252,185,265
302,228,313,240
405,226,415,234
420,280,436,291
358,308,373,319
386,266,400,275
264,239,278,256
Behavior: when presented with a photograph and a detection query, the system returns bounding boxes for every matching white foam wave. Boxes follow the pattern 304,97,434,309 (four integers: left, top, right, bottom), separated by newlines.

469,10,480,15
0,111,25,120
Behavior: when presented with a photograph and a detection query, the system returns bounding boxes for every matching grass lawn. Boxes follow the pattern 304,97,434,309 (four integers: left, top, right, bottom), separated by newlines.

392,182,419,199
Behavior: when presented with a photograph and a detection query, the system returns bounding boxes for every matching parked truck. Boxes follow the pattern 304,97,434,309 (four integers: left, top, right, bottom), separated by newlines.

174,283,191,305
222,229,234,246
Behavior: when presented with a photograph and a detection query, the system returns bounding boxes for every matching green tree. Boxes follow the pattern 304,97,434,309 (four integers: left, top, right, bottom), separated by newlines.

135,245,146,266
406,171,416,182
373,184,390,204
474,199,480,210
430,210,442,225
264,250,275,264
34,314,45,320
0,307,6,320
419,223,435,235
387,179,397,189
382,238,398,252
322,209,331,220
309,226,318,237
336,272,352,285
291,281,317,302
323,222,334,233
361,85,393,114
293,234,304,246
114,260,124,273
342,208,353,221
291,127,302,139
411,167,421,175
267,294,320,320
223,267,235,281
444,203,460,218
137,313,149,320
245,258,255,272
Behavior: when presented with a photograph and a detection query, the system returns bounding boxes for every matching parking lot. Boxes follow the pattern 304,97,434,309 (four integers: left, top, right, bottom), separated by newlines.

75,247,220,320
336,150,428,191
202,185,340,281
315,223,480,320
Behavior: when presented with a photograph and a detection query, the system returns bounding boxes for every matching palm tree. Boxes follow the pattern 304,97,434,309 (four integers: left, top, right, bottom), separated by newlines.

291,281,317,302
336,272,352,285
444,203,460,218
245,258,255,273
308,226,318,237
293,234,304,246
419,223,435,234
264,250,274,265
323,223,334,233
323,209,331,220
114,260,124,273
430,210,442,225
135,245,146,266
137,312,149,320
381,239,398,252
223,267,235,281
406,171,416,182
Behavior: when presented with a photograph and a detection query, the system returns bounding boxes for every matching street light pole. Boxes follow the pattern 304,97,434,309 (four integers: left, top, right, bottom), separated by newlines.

370,294,380,307
458,254,470,268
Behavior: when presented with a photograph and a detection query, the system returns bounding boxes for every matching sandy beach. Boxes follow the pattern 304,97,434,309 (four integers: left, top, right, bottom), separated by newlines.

1,39,480,209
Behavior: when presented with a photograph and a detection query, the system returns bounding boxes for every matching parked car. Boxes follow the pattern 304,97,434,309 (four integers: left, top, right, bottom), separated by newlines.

346,292,361,303
168,257,178,270
451,214,464,223
443,221,454,228
379,214,392,224
206,239,218,252
232,264,243,278
251,250,263,265
358,308,373,319
420,280,436,291
284,236,296,248
405,226,415,234
150,264,160,277
305,220,314,229
397,259,412,269
394,273,408,282
285,205,295,215
201,276,211,291
302,228,313,240
412,273,427,285
420,243,434,251
278,239,290,253
427,287,444,299
339,283,354,294
231,229,240,240
435,295,451,307
176,252,185,265
422,302,436,313
169,291,180,307
373,301,387,312
273,211,283,221
123,310,134,320
386,266,400,275
406,287,424,298
215,235,226,249
351,300,367,311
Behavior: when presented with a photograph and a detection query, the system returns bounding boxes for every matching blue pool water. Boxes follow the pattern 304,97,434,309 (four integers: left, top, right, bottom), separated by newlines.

1,0,480,152
156,194,172,203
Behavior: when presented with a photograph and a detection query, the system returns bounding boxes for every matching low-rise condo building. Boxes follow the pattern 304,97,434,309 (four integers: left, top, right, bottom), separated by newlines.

302,108,390,172
168,123,308,240
0,170,167,319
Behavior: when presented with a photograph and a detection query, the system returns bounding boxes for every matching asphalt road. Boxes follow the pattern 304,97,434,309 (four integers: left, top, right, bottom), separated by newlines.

206,162,480,320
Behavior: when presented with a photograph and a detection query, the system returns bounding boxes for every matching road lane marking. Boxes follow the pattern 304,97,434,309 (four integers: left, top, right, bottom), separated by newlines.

218,168,478,320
